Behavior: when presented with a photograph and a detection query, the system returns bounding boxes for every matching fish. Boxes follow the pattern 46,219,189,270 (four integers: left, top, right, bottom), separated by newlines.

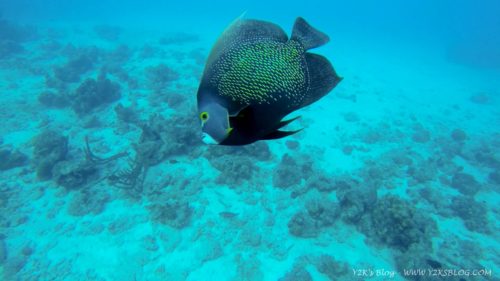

196,16,342,145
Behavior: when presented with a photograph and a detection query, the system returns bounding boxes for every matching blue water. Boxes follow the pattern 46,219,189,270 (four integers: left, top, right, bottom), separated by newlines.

0,0,499,280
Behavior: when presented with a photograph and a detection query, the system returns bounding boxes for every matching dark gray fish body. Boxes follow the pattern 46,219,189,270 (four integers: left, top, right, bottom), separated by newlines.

197,16,342,145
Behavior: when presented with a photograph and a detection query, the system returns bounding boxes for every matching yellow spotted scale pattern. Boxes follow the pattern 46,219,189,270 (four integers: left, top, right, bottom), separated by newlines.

210,39,309,108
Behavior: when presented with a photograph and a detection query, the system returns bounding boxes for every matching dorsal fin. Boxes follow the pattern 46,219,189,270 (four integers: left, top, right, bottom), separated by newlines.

291,17,329,50
204,15,288,72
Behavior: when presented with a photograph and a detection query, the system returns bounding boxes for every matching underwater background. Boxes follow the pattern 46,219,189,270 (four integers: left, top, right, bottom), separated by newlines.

0,0,499,280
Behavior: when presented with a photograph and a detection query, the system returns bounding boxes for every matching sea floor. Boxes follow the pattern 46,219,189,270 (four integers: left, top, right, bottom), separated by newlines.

0,19,499,281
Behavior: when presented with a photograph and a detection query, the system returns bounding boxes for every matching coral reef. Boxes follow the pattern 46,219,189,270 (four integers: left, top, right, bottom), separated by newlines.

450,172,482,196
278,263,312,281
32,130,68,180
337,185,377,223
314,254,350,281
108,156,147,194
49,135,126,189
2,15,499,281
396,236,485,281
205,141,272,162
148,201,193,229
109,113,198,193
209,154,257,187
288,198,340,238
0,148,28,171
450,128,467,142
139,113,199,159
273,154,308,189
436,235,485,271
165,92,188,110
114,103,139,124
2,256,27,280
288,212,318,238
0,40,24,59
0,20,37,42
469,141,500,169
37,91,70,108
53,51,96,83
359,158,400,189
418,187,453,217
489,170,500,184
411,123,431,143
0,19,36,59
306,173,335,193
394,250,434,281
450,196,490,234
70,73,121,115
103,45,133,77
407,158,439,185
145,64,179,93
217,155,256,185
305,198,340,227
361,196,437,251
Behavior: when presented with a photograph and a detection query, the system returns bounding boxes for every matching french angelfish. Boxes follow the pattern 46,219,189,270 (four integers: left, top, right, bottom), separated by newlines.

197,16,342,145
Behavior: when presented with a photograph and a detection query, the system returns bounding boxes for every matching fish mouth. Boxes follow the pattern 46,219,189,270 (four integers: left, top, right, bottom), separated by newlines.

201,133,218,145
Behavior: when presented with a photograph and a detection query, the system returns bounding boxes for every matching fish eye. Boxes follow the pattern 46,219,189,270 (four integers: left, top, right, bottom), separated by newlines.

200,112,209,122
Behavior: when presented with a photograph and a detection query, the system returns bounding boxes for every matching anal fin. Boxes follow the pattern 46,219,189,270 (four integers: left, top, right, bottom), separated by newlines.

278,116,300,129
261,129,303,140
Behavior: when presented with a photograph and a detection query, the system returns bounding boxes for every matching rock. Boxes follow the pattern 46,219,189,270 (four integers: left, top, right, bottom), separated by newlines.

0,148,28,171
285,140,300,150
343,112,360,122
469,92,491,105
2,257,27,278
489,171,500,185
38,91,70,108
451,128,467,142
412,129,431,143
0,238,7,264
32,130,68,180
52,161,98,189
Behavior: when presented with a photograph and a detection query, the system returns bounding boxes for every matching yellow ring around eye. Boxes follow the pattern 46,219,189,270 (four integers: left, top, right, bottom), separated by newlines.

200,112,209,122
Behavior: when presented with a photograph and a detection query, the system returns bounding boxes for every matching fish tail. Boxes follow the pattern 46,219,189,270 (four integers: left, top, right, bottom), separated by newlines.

303,53,342,106
291,17,329,50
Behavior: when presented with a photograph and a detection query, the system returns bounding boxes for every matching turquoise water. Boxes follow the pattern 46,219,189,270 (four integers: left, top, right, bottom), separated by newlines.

0,0,499,280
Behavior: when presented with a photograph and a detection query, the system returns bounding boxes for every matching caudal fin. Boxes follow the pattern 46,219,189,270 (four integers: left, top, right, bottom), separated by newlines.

302,53,342,107
291,17,329,50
